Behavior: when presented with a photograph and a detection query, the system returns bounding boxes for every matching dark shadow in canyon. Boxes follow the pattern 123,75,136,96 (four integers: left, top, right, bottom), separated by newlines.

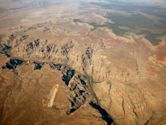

2,58,24,69
33,62,43,70
89,101,113,125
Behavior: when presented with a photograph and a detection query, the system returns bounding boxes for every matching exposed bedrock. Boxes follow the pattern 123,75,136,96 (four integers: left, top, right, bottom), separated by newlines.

0,36,165,125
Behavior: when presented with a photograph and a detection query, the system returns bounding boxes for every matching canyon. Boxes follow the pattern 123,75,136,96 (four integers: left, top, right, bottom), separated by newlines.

0,0,166,125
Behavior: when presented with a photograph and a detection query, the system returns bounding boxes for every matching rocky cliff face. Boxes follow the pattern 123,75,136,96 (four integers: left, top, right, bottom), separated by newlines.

0,21,166,125
0,22,166,125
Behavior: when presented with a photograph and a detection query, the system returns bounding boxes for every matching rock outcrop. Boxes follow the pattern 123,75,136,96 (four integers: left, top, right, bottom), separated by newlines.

0,21,165,125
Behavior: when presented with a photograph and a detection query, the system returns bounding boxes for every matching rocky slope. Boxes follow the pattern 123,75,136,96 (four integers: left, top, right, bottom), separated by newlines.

0,0,166,124
0,21,165,125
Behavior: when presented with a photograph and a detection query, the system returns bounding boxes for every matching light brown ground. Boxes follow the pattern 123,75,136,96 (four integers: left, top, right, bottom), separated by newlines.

0,1,166,125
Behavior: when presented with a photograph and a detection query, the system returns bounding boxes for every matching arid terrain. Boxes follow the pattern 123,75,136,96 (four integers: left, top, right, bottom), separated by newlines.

0,0,166,125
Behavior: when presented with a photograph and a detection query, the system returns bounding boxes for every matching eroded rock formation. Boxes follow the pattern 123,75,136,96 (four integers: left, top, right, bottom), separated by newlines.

0,23,165,125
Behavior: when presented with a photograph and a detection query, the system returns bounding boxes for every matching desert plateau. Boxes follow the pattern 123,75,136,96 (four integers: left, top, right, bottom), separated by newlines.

0,0,166,125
